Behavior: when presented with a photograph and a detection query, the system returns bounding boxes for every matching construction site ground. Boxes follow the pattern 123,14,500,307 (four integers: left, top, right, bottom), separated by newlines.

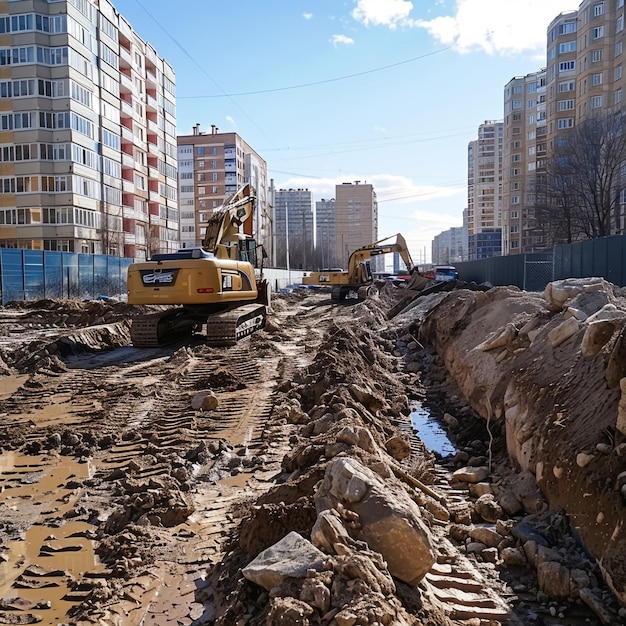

0,284,622,625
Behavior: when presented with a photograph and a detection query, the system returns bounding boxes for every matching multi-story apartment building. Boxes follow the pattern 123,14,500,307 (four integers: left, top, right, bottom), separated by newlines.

502,69,547,255
272,187,314,270
467,121,503,259
334,181,378,268
431,225,467,264
177,124,270,255
0,0,178,259
315,197,336,269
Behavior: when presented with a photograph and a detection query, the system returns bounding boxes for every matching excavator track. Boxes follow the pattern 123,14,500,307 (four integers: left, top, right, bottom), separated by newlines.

130,304,267,348
203,303,266,345
130,309,196,348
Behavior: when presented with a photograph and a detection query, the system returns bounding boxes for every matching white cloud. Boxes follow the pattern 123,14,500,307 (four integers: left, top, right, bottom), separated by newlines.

275,173,464,263
331,34,355,46
351,0,579,55
225,115,236,127
275,173,463,206
416,0,578,55
352,0,415,29
303,12,313,20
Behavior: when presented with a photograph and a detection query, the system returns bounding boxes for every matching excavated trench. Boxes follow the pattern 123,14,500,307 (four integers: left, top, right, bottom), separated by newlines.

0,285,622,625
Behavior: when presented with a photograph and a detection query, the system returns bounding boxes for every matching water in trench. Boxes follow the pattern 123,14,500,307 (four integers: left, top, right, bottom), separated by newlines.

410,401,456,457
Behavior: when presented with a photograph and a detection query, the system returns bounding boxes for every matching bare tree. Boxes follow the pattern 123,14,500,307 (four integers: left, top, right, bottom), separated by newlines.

540,112,626,242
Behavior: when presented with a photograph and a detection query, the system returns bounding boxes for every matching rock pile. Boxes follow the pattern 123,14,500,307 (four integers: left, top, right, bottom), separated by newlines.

202,295,454,626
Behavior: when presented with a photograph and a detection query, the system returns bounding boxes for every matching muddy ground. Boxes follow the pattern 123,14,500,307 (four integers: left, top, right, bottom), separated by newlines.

0,283,623,625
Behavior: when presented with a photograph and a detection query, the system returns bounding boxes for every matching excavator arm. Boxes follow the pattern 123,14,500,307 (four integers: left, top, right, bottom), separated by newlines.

346,233,415,283
202,183,256,254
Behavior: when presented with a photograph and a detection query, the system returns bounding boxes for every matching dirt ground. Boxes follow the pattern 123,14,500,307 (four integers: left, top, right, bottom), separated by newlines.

0,282,623,625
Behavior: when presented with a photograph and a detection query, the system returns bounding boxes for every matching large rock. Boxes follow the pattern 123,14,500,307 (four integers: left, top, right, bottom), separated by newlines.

242,531,328,591
315,457,436,585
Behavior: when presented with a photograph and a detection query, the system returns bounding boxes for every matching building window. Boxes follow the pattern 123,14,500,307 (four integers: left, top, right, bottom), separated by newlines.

593,26,604,39
198,160,204,168
592,49,603,62
197,147,204,156
618,14,624,32
557,99,575,110
559,60,575,71
591,95,603,108
616,88,623,104
616,65,623,80
617,41,624,56
557,118,574,128
592,72,602,85
594,3,604,16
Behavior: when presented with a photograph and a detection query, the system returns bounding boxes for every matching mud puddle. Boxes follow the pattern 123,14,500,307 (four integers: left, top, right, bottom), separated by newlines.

0,374,29,399
410,401,456,457
0,452,103,625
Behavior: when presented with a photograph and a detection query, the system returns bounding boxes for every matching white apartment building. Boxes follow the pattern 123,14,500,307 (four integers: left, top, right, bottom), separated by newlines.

0,0,178,259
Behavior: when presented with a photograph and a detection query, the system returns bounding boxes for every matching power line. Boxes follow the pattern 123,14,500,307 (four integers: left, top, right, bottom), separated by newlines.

178,47,454,99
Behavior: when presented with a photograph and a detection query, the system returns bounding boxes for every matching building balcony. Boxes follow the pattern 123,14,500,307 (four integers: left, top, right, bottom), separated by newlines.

145,45,158,67
146,69,157,87
122,179,135,193
147,119,159,134
124,232,136,245
118,18,133,43
120,99,133,119
121,126,133,142
146,94,158,112
123,205,135,220
122,152,134,168
119,46,132,70
120,72,133,94
149,190,160,202
147,141,159,156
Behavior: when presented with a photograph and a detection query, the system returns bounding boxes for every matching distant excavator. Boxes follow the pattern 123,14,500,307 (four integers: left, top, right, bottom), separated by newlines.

302,233,416,301
126,184,270,347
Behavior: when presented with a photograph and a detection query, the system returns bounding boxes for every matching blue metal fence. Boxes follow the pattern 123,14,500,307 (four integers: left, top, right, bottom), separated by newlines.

0,249,133,305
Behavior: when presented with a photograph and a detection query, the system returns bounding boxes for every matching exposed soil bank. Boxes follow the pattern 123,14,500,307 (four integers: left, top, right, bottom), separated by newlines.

411,278,626,611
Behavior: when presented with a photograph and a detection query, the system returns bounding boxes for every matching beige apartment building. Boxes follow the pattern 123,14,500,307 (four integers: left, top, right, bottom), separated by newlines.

502,70,547,255
177,124,270,255
501,1,626,254
467,120,503,259
0,0,178,259
334,181,378,268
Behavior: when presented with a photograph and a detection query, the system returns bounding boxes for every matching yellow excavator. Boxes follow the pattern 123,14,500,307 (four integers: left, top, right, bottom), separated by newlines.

126,184,270,347
302,233,416,301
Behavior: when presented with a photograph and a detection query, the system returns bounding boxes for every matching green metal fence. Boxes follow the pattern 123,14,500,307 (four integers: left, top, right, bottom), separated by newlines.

455,233,626,292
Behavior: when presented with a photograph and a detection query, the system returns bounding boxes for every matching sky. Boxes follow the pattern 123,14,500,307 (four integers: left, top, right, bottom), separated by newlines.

111,0,580,264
